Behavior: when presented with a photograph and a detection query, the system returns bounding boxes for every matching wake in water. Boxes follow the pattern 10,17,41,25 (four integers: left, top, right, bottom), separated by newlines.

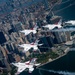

49,70,75,75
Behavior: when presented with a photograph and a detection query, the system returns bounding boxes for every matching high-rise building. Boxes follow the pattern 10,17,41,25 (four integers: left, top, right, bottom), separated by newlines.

14,22,23,32
6,44,13,53
37,19,43,28
39,36,54,52
0,32,7,45
0,59,6,68
0,46,11,71
53,32,66,44
65,31,71,41
7,53,15,63
46,36,54,47
29,20,34,29
46,15,52,24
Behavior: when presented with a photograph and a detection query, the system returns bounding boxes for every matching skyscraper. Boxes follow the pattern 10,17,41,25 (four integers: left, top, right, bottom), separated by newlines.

0,32,6,45
53,32,66,44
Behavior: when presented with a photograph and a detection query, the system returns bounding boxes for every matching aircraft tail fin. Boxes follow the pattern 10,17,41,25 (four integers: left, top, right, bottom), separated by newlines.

33,24,38,30
58,19,62,25
30,39,39,45
30,58,37,64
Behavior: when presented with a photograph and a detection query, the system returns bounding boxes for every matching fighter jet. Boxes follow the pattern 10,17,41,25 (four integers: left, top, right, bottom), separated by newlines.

43,19,62,30
18,40,43,52
12,58,40,74
20,25,38,36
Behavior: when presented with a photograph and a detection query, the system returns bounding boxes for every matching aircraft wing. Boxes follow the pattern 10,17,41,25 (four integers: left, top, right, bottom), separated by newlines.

34,63,41,66
55,25,62,28
12,63,19,67
30,58,41,66
19,44,31,52
29,68,34,73
20,30,31,35
12,62,26,74
43,25,57,30
23,47,31,52
25,61,30,65
33,45,38,50
32,30,37,34
25,32,31,35
42,25,49,28
38,44,43,46
18,44,27,48
17,66,26,74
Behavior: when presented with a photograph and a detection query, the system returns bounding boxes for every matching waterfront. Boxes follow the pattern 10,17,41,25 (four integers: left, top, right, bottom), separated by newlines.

20,51,75,75
55,0,75,21
40,51,75,75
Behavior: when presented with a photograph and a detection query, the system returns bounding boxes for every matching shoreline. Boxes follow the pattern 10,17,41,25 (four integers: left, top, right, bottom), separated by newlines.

37,48,70,68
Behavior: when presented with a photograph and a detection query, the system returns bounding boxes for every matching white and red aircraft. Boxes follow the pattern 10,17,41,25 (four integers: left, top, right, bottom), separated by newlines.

20,25,38,36
18,40,43,52
12,58,40,74
43,19,62,30
65,20,75,25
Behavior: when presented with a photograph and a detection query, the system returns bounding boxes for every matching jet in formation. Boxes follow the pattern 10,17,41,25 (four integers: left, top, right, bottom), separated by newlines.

43,19,62,30
20,25,38,36
12,58,40,74
18,40,43,52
